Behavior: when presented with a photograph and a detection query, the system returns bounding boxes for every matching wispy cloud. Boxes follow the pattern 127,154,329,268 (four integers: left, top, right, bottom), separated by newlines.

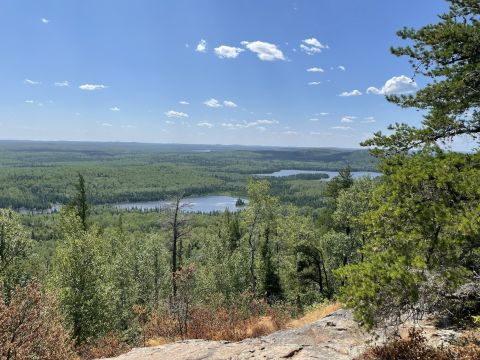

79,84,107,91
221,119,278,130
102,122,113,127
309,118,319,122
165,110,189,118
179,101,189,105
339,89,362,97
241,41,285,61
332,126,353,130
316,112,329,116
54,81,69,87
310,131,333,136
300,38,328,55
338,65,346,71
24,79,40,85
41,18,49,24
367,75,417,95
308,81,321,86
361,116,376,123
341,115,356,123
214,45,244,59
283,130,298,135
306,67,324,73
195,39,207,53
109,107,120,112
197,122,214,128
223,100,237,108
204,98,222,108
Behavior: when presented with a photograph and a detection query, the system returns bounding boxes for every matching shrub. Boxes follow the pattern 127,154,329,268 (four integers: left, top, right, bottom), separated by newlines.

356,328,480,360
0,282,75,360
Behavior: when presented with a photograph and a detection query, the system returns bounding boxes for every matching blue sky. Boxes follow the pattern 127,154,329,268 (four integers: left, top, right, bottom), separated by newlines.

1,0,465,148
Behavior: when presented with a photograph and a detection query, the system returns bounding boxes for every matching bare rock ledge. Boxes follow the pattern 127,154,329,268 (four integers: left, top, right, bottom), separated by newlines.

103,309,373,360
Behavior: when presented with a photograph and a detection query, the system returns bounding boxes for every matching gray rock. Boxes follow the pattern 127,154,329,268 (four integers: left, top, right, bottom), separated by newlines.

103,309,371,360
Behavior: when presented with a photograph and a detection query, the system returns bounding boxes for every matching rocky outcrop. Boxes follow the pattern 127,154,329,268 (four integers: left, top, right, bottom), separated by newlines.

103,309,464,360
104,309,371,360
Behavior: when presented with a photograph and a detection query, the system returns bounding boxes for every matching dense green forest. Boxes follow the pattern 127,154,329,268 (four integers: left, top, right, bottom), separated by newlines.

0,142,376,209
1,1,479,359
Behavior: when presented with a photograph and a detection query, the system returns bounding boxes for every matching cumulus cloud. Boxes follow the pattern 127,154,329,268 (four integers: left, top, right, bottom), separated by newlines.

197,122,214,128
339,89,362,97
300,38,328,55
165,110,189,118
54,81,69,87
307,67,324,73
214,45,244,59
109,107,120,112
179,101,189,105
308,81,322,86
241,41,285,61
204,98,222,108
79,84,107,91
367,75,417,95
338,65,346,71
195,39,207,53
223,100,238,108
24,79,40,85
332,126,352,130
41,18,49,24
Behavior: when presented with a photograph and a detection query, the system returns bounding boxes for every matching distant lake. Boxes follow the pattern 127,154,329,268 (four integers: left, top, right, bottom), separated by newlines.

255,169,381,179
114,195,247,213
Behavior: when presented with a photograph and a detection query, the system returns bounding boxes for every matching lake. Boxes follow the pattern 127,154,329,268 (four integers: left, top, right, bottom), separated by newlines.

114,195,247,213
255,169,381,179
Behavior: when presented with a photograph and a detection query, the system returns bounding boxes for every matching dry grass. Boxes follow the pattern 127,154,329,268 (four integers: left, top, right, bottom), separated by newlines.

287,302,342,329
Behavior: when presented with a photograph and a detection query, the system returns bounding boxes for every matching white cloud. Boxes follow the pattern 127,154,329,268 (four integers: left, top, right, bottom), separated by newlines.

41,18,49,24
309,118,319,122
24,100,35,104
283,130,298,135
308,81,321,86
256,119,278,124
341,116,356,123
241,41,285,61
24,79,40,85
195,39,207,53
109,107,120,112
316,112,329,116
223,100,238,108
339,89,362,97
204,98,222,108
179,101,189,105
102,123,113,127
300,38,328,55
306,67,324,73
361,116,376,123
165,120,175,124
367,75,417,95
332,126,353,130
197,122,214,128
79,84,107,91
310,131,333,136
121,124,136,129
338,65,346,71
54,81,69,87
165,110,189,118
220,119,277,130
214,45,244,59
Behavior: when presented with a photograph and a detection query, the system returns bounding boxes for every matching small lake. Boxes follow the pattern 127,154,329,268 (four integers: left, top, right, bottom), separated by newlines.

255,169,381,179
114,195,247,213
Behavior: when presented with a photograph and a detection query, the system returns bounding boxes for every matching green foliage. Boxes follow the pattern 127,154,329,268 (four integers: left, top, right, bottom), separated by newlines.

339,150,480,328
362,0,480,155
0,209,32,299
